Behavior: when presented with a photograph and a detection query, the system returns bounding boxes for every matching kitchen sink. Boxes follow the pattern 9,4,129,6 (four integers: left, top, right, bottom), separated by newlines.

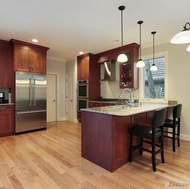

108,103,139,109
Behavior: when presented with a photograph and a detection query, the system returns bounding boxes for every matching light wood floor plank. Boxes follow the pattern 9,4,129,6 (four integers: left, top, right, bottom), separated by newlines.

0,120,190,189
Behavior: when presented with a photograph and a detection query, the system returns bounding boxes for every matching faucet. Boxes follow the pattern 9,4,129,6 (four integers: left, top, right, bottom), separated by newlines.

119,88,133,108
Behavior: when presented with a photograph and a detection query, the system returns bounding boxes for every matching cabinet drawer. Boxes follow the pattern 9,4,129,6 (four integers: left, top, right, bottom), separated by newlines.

0,105,14,136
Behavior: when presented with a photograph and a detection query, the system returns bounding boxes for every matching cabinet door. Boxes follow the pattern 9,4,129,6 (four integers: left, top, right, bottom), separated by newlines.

77,56,89,80
30,50,46,74
14,45,30,72
0,106,14,136
120,49,139,89
12,39,48,74
0,41,11,87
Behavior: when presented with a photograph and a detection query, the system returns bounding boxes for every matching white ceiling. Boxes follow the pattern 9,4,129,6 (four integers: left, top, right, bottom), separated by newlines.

0,0,190,61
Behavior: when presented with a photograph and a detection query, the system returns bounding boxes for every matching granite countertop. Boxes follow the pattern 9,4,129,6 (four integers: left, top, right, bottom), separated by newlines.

0,103,14,106
89,98,138,104
82,103,172,116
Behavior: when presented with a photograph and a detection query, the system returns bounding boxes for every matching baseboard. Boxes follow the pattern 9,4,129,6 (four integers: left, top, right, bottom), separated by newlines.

181,134,190,141
58,117,66,121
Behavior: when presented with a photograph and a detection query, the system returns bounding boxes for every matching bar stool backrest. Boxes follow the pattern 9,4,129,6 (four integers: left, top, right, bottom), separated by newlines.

152,108,167,128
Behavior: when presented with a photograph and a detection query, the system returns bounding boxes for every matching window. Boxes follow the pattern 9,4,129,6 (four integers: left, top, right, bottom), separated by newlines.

140,52,168,102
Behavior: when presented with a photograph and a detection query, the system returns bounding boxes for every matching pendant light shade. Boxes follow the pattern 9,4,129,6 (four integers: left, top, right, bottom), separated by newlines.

117,53,128,62
170,22,190,44
150,63,158,71
117,5,128,63
136,20,145,67
150,31,158,72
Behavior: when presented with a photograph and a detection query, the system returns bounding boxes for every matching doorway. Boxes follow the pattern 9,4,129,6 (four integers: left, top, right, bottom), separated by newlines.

65,72,75,121
47,73,57,122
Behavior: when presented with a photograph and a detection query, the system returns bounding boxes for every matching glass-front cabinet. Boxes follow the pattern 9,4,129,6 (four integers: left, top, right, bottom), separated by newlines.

119,44,139,89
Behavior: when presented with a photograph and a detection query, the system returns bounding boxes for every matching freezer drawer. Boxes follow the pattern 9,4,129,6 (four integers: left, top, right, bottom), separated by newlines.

15,110,46,133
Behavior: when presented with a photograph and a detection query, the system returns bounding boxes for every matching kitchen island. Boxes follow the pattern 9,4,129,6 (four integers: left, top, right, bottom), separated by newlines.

81,103,172,172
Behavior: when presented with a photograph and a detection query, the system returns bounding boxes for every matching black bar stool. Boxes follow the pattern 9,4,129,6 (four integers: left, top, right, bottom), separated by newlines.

129,108,167,172
164,104,182,152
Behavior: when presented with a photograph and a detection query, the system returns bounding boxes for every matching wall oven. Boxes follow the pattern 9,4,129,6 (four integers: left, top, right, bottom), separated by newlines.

77,80,89,112
77,80,89,98
77,98,89,112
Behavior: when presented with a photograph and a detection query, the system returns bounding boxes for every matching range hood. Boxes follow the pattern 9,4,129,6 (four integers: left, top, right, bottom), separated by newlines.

100,60,116,81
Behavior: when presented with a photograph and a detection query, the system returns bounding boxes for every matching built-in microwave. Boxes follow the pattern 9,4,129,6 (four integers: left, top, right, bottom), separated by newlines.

77,80,89,98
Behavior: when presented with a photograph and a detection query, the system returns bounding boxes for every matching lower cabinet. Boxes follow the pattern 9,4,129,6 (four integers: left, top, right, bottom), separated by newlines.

0,105,14,136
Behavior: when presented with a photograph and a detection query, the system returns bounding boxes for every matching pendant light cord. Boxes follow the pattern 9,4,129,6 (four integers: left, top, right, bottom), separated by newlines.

151,31,156,65
119,6,125,52
121,9,123,47
137,21,143,59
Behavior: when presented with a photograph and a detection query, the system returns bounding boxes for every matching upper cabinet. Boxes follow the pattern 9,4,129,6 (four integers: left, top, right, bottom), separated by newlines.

10,39,49,74
77,53,100,100
119,43,139,89
77,54,90,81
96,43,139,89
0,40,12,88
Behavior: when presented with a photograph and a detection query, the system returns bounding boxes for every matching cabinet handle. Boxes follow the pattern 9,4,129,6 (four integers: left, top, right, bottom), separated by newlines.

29,64,34,71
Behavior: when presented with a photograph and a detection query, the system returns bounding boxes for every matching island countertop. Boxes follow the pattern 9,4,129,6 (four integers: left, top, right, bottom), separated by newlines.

81,103,172,116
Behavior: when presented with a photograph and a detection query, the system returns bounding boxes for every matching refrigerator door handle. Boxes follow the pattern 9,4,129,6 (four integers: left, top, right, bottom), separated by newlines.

29,78,32,106
33,79,36,106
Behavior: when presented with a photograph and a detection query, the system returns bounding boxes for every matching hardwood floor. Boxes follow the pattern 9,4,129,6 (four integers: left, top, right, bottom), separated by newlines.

0,121,190,189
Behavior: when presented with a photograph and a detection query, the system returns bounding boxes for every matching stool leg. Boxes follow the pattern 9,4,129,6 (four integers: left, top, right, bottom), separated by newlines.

140,137,143,155
177,121,180,147
161,129,165,163
152,137,156,172
129,134,133,162
173,126,176,152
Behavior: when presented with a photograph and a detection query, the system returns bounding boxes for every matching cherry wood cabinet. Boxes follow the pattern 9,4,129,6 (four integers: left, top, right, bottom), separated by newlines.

0,40,12,88
77,53,100,100
81,109,155,172
0,105,14,136
77,54,90,81
119,44,139,89
77,53,100,121
95,43,139,89
11,39,49,74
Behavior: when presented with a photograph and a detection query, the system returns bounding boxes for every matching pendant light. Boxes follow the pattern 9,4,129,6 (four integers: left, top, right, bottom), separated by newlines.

117,5,128,63
136,20,145,67
150,31,158,72
170,22,190,44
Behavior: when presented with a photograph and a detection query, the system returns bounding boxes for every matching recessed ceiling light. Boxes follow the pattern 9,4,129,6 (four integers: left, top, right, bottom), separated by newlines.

79,51,84,55
32,39,38,43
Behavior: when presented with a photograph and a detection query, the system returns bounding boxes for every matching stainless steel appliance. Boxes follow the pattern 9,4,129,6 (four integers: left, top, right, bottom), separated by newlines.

15,71,46,133
77,80,89,111
77,98,89,112
0,92,4,103
77,80,89,98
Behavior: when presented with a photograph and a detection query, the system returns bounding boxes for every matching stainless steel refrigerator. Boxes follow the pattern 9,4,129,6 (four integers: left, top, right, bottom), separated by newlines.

15,71,47,133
